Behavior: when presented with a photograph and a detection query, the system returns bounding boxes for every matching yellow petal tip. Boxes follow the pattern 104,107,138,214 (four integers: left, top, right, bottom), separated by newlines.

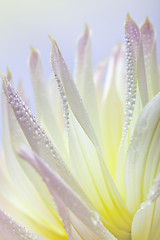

30,45,36,52
48,35,56,43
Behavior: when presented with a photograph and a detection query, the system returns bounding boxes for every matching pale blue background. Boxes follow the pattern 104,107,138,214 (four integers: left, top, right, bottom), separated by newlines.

0,0,160,142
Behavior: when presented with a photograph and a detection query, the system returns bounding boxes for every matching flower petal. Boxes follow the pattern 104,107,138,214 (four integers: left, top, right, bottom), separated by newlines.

19,146,117,240
69,112,131,239
2,75,88,204
125,13,148,106
29,47,68,160
1,84,67,239
0,209,44,240
100,45,125,176
125,92,160,216
94,57,108,104
141,18,160,98
131,173,160,240
115,15,145,197
49,37,100,152
74,25,100,136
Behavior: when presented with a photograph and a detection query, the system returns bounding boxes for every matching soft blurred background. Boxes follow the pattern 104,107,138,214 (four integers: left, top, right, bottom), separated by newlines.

0,0,160,141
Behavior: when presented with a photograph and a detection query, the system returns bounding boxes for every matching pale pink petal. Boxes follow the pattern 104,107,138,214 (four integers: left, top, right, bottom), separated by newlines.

0,209,44,240
125,14,140,56
141,18,160,98
125,14,148,108
141,18,154,56
123,15,138,137
2,74,91,209
19,147,117,240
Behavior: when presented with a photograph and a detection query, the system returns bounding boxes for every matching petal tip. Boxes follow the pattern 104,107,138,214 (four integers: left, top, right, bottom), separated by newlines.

0,73,7,87
6,68,12,82
30,45,36,53
48,35,56,43
125,13,138,31
125,13,133,27
142,16,154,31
84,23,90,34
0,73,6,79
49,35,59,51
145,16,149,23
126,13,131,21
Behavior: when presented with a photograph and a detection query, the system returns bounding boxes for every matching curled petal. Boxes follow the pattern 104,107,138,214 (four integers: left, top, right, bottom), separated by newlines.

125,92,160,215
132,173,160,240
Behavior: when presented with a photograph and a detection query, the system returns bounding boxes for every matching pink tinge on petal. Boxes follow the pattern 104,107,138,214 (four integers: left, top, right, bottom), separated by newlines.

141,18,155,57
125,14,140,57
2,75,73,190
51,194,71,238
29,47,40,77
28,47,46,89
0,209,41,240
19,147,117,240
140,18,160,97
77,25,90,63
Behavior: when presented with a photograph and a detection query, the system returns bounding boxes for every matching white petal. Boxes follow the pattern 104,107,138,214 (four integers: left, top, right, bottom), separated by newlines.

100,45,125,176
132,173,160,240
69,112,131,239
125,92,160,216
141,18,160,98
49,37,100,152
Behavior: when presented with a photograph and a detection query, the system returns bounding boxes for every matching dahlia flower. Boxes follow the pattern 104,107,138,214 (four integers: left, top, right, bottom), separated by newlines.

0,14,160,240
